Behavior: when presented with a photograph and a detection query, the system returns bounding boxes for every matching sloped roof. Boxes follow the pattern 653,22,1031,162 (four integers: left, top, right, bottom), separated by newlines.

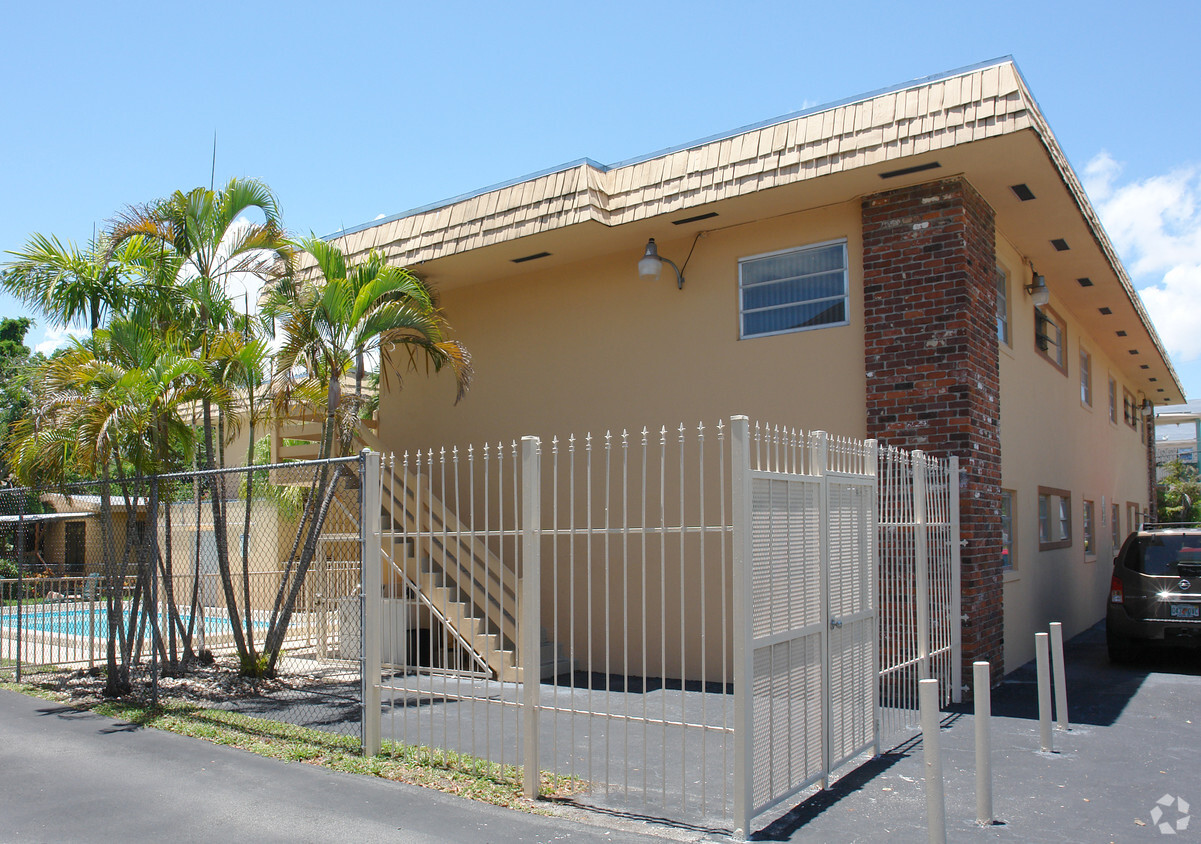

321,57,1182,401
332,59,1032,267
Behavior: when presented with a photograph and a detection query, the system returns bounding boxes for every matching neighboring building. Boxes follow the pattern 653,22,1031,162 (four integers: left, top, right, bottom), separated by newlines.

321,58,1182,672
1155,406,1201,480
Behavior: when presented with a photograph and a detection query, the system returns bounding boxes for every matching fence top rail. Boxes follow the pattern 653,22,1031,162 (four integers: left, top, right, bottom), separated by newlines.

0,453,365,499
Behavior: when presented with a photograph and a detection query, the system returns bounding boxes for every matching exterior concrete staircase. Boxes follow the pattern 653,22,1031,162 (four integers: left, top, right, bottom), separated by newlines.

272,409,574,683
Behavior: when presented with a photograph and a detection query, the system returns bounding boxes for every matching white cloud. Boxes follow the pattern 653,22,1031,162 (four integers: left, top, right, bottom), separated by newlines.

34,325,87,356
1088,153,1201,363
375,213,387,220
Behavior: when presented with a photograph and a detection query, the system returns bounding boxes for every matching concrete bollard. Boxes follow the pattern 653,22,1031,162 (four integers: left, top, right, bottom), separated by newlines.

974,661,993,825
919,678,947,844
1036,632,1053,752
1049,622,1069,730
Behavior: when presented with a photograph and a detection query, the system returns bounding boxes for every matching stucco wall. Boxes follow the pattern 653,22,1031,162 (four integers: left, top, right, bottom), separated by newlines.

379,201,868,452
996,238,1150,669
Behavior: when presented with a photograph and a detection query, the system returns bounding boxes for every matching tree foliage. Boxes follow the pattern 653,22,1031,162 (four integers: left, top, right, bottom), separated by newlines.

1158,458,1201,523
0,180,472,686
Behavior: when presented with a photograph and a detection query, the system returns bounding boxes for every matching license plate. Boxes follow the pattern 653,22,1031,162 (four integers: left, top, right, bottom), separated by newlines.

1170,604,1200,619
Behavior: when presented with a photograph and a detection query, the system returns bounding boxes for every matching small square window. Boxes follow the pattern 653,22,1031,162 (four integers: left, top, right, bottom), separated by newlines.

1122,388,1139,430
1035,306,1067,373
739,240,849,339
1039,486,1072,550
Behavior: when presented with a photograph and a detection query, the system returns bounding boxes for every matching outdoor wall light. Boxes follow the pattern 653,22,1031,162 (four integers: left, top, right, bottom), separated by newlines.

1142,399,1154,417
1025,271,1050,306
638,238,685,290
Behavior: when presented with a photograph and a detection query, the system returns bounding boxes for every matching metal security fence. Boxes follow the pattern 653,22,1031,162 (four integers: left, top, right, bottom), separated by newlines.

0,456,367,742
877,447,962,749
732,423,879,836
361,416,961,834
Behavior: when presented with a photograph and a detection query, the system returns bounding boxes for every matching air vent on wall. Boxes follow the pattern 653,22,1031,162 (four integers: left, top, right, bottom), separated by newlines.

672,212,718,225
511,251,551,264
1051,239,1070,252
1099,307,1112,315
879,161,941,179
1116,330,1127,337
1077,277,1093,287
1010,184,1036,201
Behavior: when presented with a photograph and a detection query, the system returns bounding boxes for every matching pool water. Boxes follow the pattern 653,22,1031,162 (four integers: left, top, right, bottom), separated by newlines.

3,605,262,637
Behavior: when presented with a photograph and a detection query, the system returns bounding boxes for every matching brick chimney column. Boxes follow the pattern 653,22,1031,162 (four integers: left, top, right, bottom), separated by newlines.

862,177,1003,678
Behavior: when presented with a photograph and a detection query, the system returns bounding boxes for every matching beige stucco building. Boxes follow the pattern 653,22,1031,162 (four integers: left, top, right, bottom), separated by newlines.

321,58,1179,673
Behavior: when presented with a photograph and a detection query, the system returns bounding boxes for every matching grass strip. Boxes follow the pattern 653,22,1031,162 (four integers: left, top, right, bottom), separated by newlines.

0,680,585,812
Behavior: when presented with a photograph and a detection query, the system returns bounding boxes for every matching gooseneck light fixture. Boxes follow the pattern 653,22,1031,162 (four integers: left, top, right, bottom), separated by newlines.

638,238,685,290
1025,270,1050,306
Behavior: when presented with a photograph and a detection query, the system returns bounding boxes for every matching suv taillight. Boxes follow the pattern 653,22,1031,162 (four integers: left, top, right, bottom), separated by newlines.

1110,575,1124,605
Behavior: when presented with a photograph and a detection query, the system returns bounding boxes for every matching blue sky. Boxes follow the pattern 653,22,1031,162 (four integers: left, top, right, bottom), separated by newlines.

4,1,1201,409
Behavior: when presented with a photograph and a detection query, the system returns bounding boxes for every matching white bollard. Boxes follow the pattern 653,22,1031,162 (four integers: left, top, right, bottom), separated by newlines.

919,678,947,844
1049,622,1069,731
974,661,993,825
1036,632,1053,752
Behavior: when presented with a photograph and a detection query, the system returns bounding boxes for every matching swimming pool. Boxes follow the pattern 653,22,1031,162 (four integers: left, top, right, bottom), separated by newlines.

1,605,261,638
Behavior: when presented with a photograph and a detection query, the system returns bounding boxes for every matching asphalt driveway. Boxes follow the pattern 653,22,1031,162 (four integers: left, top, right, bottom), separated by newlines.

3,621,1199,843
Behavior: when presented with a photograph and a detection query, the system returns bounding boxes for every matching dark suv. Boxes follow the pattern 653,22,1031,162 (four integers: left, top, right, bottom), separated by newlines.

1107,524,1201,662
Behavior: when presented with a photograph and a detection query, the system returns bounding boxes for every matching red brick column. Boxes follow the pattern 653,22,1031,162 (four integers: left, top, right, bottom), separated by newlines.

862,177,1003,681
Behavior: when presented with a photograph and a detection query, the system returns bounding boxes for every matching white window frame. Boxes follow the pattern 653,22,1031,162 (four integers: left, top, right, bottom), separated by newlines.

1083,499,1095,558
1035,305,1067,373
1001,489,1015,570
738,239,849,340
996,266,1011,346
1039,486,1072,550
1080,349,1092,407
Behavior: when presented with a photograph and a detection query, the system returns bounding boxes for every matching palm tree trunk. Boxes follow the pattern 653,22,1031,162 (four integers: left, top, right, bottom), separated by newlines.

203,396,251,666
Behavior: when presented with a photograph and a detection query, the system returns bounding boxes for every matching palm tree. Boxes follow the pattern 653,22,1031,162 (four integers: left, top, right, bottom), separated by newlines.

258,237,471,673
2,232,159,339
6,321,213,692
109,178,291,673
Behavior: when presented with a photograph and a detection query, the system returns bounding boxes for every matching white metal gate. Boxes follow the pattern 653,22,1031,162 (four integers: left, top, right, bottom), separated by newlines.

360,417,959,836
731,421,878,837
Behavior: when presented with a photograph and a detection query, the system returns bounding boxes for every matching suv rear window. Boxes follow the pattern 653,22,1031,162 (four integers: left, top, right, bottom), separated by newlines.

1127,534,1201,575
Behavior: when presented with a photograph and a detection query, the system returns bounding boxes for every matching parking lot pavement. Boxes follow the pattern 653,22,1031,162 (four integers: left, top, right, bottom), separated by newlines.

4,621,1199,843
752,622,1201,843
0,688,663,844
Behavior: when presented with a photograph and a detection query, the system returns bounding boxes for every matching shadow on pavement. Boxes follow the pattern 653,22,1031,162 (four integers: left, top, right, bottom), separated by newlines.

949,622,1201,727
750,752,909,841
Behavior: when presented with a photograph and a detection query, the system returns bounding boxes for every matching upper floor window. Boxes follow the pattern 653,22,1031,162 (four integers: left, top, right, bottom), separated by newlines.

996,267,1010,346
739,240,848,339
1080,350,1092,406
1123,388,1139,430
1035,305,1067,373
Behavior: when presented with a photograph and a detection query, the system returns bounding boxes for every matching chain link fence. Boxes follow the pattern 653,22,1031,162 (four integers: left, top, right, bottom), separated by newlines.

0,456,366,742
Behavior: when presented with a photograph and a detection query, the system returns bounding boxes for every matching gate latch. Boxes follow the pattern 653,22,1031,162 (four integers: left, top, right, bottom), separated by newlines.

829,617,843,629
